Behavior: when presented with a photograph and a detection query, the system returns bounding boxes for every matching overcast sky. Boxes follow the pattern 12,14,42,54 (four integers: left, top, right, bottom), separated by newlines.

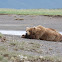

0,0,62,9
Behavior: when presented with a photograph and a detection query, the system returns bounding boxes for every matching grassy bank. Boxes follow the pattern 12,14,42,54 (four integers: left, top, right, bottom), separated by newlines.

0,8,62,15
0,38,62,62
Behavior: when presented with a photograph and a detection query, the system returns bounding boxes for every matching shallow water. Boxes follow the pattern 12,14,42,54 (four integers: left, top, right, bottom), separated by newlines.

0,30,62,36
0,30,26,36
59,32,62,34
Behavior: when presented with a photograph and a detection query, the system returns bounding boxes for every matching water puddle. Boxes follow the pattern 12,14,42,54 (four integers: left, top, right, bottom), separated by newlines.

0,30,62,36
0,30,26,36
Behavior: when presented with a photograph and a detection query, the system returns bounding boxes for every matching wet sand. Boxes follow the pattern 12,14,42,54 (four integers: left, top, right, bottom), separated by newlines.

0,15,62,31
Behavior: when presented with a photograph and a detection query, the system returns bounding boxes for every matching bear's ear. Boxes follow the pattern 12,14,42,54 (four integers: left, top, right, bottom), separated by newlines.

33,27,35,29
26,27,30,29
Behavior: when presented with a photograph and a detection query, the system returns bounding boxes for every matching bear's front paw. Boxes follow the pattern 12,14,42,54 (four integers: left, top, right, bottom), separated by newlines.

21,35,26,38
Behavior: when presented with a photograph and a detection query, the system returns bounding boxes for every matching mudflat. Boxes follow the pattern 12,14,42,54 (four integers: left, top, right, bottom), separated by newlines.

0,15,62,62
0,15,62,31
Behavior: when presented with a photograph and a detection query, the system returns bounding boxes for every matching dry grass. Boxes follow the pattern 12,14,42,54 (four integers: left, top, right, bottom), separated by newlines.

0,37,62,62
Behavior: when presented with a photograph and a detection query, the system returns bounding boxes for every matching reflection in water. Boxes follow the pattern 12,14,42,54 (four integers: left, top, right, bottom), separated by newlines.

0,30,62,36
0,30,26,36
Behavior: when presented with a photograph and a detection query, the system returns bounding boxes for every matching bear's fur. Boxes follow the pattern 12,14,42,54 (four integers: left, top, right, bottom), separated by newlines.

25,25,62,41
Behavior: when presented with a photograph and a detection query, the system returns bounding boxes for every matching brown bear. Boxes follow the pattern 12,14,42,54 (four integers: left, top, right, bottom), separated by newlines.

25,25,62,41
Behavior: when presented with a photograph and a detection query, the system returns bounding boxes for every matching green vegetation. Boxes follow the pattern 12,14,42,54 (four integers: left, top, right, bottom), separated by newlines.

0,8,62,15
0,33,3,38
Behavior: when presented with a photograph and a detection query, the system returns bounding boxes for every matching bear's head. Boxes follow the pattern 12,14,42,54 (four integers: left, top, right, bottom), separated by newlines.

26,27,42,36
26,27,36,36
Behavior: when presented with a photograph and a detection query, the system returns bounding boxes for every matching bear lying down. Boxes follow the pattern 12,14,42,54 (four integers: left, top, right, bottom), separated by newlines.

21,25,62,41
